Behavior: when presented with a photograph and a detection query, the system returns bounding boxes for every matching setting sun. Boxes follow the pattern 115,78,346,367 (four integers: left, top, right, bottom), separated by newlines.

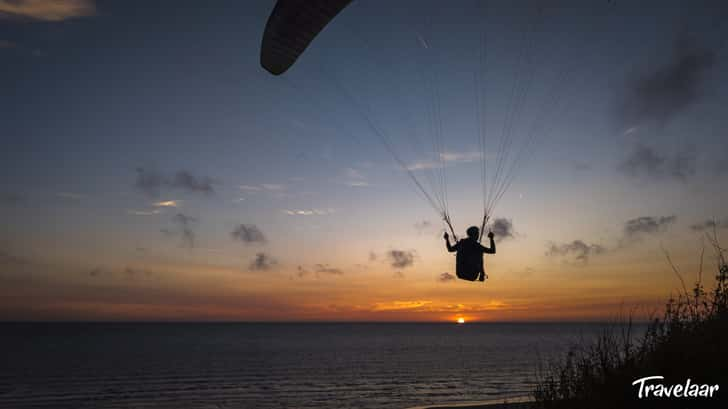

457,318,465,324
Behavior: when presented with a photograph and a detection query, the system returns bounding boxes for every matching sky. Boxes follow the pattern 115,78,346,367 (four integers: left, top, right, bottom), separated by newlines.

1,0,727,322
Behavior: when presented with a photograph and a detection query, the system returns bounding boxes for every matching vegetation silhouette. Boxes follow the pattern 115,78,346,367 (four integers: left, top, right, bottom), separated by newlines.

535,230,728,409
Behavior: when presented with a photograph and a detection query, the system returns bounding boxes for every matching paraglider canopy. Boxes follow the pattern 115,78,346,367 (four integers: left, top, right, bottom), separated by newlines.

260,0,352,75
258,1,603,244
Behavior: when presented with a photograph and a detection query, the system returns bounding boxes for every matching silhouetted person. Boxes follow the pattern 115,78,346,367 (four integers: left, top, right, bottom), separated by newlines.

444,226,495,282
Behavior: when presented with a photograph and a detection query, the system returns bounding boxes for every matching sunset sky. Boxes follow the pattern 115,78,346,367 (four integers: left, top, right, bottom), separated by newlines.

2,0,727,322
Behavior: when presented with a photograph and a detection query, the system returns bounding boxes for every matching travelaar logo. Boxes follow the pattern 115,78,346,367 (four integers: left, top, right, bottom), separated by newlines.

632,376,719,399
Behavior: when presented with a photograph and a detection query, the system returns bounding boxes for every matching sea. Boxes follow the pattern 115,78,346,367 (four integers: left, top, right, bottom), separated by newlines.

0,322,644,409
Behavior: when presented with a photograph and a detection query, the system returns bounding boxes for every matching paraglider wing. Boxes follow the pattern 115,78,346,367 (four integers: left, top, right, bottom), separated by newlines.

260,0,352,75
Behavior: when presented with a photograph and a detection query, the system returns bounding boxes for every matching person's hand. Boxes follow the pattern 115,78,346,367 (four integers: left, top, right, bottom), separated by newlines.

443,232,449,240
487,231,494,239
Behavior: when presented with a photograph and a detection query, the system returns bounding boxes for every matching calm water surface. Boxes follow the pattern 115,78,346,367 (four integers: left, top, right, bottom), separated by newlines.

0,322,643,409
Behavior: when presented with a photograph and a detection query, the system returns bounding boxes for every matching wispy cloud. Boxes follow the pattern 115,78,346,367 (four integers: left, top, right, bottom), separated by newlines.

283,208,335,216
127,209,161,216
367,299,509,313
388,249,416,269
135,168,215,197
231,224,267,244
690,218,728,232
0,0,96,21
342,168,370,187
162,213,196,248
414,220,432,233
438,272,456,282
616,33,715,128
153,200,178,208
619,144,696,181
623,215,676,238
88,266,155,280
440,151,482,163
490,218,515,241
297,263,345,278
372,300,433,311
547,215,678,264
546,240,607,264
314,264,344,275
250,252,276,271
406,151,482,171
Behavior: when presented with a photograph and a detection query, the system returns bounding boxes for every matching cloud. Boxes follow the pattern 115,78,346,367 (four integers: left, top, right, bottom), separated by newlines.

623,215,676,238
616,33,715,128
88,266,154,279
342,168,369,187
547,216,677,260
153,200,178,208
135,168,165,196
438,272,456,282
366,299,511,313
490,218,515,240
135,168,214,197
170,171,214,194
261,184,284,191
440,151,482,163
0,0,96,21
250,252,276,271
128,209,161,216
388,249,415,269
296,265,309,277
368,251,377,262
414,220,431,233
313,264,344,275
546,240,607,264
690,218,728,232
231,224,267,244
163,213,195,248
406,151,482,171
372,300,433,311
619,144,696,181
296,263,344,278
283,208,335,216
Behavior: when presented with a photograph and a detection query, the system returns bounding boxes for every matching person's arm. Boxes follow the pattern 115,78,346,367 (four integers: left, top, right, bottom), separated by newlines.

444,233,458,252
483,231,496,254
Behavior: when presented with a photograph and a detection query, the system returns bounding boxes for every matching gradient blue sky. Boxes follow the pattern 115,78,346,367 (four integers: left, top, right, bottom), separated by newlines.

1,0,727,321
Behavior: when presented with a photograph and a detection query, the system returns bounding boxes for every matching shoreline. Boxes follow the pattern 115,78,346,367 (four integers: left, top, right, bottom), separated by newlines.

406,395,535,409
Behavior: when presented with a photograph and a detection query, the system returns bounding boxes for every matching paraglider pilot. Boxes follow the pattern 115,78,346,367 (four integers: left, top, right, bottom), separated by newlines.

444,226,495,282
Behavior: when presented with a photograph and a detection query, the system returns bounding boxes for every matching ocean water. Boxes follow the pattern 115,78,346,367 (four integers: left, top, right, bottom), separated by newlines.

0,322,640,409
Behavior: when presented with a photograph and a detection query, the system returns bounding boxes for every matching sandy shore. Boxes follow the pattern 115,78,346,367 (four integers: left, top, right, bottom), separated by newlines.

406,395,534,409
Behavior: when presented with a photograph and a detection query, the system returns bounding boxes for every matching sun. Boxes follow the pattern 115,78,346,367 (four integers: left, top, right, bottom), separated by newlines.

457,317,465,324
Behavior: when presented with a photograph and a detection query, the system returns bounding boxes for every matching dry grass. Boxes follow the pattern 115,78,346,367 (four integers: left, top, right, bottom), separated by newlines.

534,230,728,409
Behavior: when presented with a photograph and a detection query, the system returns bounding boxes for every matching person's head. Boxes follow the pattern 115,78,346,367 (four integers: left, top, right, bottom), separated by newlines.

466,226,479,240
